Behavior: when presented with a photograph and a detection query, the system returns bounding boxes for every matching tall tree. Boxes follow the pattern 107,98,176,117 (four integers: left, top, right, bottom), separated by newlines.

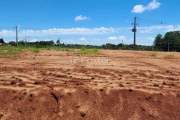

154,31,180,51
56,39,60,46
0,38,5,43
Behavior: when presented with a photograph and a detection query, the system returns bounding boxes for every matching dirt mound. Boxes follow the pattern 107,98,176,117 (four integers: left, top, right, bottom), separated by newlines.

0,87,180,120
0,50,180,119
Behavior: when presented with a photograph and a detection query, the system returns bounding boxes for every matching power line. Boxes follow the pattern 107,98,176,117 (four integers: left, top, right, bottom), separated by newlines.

136,17,171,25
20,27,43,30
0,27,14,28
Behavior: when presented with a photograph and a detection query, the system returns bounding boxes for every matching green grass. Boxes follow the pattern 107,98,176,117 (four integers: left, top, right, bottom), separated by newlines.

0,46,41,58
0,46,23,58
0,46,100,58
27,47,40,53
75,47,100,55
149,53,157,57
39,46,70,51
165,53,175,58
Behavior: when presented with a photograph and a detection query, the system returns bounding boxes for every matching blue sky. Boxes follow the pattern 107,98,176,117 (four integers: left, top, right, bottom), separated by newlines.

0,0,180,45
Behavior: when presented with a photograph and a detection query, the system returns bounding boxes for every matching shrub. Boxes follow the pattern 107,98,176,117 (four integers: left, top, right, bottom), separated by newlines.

149,53,157,57
165,54,175,58
76,47,100,55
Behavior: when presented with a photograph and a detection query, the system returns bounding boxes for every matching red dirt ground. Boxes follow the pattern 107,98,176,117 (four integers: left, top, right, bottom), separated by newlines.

0,50,180,120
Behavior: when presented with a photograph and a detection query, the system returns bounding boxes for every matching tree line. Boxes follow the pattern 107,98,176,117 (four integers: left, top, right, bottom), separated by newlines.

1,30,180,51
4,39,152,50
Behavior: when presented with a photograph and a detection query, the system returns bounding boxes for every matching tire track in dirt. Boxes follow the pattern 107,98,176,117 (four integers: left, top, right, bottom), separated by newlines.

0,50,180,119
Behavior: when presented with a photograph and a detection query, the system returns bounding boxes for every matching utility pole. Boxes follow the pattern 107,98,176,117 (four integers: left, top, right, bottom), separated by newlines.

122,39,123,50
16,24,20,47
28,36,30,43
37,37,39,48
59,37,60,44
168,39,169,52
59,37,60,46
25,36,27,48
132,17,137,50
16,26,18,47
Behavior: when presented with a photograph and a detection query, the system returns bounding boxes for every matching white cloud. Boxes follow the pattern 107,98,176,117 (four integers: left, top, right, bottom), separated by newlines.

107,37,117,40
146,0,161,10
138,25,180,33
132,5,145,13
118,36,126,40
0,30,15,37
0,25,179,39
107,36,126,41
80,37,86,41
75,15,89,21
132,0,161,13
147,37,155,41
0,27,118,37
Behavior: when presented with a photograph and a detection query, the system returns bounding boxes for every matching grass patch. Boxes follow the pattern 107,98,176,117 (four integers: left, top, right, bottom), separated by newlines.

51,47,70,51
0,46,23,58
149,53,157,57
0,46,100,58
0,46,41,58
75,47,100,55
27,47,40,53
165,54,175,58
40,46,70,51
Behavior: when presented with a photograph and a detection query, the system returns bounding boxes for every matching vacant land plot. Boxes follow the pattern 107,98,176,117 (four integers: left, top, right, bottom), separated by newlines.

0,50,180,120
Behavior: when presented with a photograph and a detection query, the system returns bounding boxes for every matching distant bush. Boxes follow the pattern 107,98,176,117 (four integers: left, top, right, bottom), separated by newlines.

27,47,40,53
149,53,157,57
76,47,100,55
165,54,175,58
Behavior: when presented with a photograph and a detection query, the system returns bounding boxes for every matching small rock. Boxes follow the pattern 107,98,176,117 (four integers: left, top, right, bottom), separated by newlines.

162,82,166,85
11,76,15,78
10,81,16,85
91,77,95,80
140,106,146,111
18,109,22,113
129,89,133,92
99,89,104,92
30,94,33,97
81,112,86,117
118,78,122,80
145,96,152,100
76,105,80,108
84,90,89,94
34,81,40,85
119,84,124,87
18,83,25,87
177,93,180,98
0,114,3,118
154,84,159,87
168,77,175,81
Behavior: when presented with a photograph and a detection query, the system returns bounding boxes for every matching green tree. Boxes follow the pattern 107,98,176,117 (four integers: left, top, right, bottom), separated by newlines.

9,41,16,46
0,38,5,43
154,34,164,50
56,39,60,46
154,31,180,51
18,40,25,46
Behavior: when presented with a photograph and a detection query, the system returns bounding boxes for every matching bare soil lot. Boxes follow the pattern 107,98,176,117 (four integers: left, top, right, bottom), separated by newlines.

0,50,180,120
